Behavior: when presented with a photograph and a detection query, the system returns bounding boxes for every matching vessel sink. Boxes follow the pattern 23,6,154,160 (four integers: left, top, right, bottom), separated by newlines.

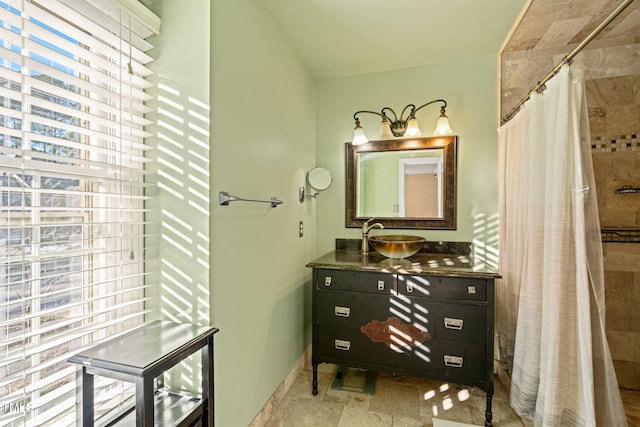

368,235,426,258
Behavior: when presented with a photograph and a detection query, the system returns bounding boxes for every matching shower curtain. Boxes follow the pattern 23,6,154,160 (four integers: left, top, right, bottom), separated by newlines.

497,65,627,426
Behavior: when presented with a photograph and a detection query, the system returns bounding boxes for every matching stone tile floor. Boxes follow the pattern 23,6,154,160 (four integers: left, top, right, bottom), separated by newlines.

265,365,640,427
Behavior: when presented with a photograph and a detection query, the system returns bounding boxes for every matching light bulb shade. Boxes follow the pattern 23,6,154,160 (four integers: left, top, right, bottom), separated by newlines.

352,120,368,145
434,112,453,135
404,117,422,137
379,117,394,138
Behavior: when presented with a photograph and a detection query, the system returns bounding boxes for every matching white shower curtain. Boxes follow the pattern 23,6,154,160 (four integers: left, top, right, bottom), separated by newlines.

497,65,627,426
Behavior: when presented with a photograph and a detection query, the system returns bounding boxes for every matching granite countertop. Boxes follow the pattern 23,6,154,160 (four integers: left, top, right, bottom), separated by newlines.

306,250,500,279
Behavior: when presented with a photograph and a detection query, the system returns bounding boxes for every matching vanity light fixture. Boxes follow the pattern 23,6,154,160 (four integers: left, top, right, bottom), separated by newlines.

351,99,452,145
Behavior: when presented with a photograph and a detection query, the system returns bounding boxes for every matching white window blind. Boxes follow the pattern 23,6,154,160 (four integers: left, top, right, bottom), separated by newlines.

0,0,159,425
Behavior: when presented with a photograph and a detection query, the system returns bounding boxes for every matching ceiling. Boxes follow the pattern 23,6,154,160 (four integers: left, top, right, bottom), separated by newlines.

257,0,529,80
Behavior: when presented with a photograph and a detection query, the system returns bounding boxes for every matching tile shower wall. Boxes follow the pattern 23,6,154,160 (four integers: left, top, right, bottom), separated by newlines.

589,75,640,390
603,244,640,389
500,0,640,390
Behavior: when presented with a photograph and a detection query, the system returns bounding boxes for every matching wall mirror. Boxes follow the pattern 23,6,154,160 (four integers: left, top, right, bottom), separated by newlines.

345,136,457,229
308,167,332,192
299,167,333,202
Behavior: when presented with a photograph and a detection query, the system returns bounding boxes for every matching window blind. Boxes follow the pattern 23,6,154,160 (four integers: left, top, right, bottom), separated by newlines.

0,0,159,425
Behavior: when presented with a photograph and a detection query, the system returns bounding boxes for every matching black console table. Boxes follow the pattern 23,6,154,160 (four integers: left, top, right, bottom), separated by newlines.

68,321,219,426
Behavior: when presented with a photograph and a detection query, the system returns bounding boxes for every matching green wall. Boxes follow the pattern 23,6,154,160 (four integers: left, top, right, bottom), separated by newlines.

146,0,211,325
144,0,211,394
316,56,501,266
146,0,316,424
211,1,317,426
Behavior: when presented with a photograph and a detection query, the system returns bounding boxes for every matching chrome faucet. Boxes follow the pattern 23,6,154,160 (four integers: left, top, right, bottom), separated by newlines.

361,217,384,255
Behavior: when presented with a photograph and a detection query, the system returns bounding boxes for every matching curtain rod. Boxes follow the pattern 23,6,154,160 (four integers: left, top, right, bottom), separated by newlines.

501,0,635,124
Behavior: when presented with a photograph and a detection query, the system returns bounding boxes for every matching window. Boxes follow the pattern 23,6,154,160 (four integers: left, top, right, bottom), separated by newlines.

0,1,159,425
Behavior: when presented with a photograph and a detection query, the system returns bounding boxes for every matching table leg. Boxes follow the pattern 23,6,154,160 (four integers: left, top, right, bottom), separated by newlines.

136,376,154,427
202,336,214,426
77,366,94,426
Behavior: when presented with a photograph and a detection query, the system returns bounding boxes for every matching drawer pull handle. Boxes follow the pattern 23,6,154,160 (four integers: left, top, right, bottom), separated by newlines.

467,285,476,294
334,306,351,317
444,355,464,367
406,283,414,293
444,317,464,330
335,339,351,351
377,280,385,291
324,277,332,287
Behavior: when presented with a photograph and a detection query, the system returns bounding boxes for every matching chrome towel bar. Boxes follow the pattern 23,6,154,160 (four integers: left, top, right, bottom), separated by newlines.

218,191,283,208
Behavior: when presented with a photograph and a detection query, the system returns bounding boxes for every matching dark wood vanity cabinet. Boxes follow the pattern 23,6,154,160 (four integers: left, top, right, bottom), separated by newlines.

311,267,496,427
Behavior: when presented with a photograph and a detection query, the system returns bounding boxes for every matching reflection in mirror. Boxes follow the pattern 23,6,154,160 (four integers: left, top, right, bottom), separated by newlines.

357,149,444,218
346,136,457,229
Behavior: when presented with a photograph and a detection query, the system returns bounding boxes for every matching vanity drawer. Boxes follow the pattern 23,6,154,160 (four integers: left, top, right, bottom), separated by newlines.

316,269,393,293
393,340,443,375
440,341,487,382
397,275,487,301
315,325,399,367
316,292,392,327
317,292,485,342
315,269,355,290
398,339,486,382
400,297,486,344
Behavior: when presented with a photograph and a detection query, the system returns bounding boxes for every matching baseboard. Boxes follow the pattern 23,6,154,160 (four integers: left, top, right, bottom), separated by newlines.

248,345,311,427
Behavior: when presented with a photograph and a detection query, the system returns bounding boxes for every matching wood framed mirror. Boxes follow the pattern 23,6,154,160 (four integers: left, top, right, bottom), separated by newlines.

345,136,457,229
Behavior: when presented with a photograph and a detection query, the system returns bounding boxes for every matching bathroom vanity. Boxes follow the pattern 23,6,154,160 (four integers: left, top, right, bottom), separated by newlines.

307,249,499,427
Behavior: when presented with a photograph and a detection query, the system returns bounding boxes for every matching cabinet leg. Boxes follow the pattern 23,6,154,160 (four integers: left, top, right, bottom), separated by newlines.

312,365,318,396
484,394,493,427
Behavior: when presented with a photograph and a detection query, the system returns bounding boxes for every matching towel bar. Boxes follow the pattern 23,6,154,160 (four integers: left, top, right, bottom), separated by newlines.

218,191,283,208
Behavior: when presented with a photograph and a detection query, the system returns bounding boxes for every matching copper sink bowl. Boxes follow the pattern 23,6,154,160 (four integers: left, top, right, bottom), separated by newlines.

368,235,426,258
